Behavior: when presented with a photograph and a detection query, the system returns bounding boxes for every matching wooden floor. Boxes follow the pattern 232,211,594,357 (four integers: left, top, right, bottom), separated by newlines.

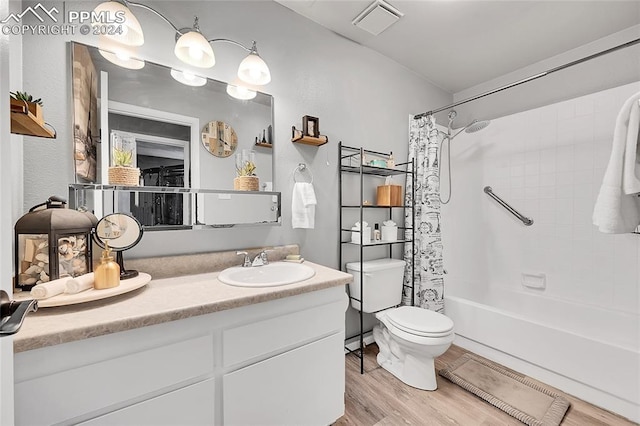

335,344,637,426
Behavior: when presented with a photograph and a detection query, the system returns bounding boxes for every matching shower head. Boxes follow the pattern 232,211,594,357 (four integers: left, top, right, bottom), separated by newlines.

465,119,490,133
447,118,490,141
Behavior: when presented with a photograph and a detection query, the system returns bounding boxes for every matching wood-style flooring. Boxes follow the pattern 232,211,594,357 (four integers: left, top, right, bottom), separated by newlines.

335,344,637,426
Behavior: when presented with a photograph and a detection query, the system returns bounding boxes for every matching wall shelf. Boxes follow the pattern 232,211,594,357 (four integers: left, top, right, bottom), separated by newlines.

10,100,56,138
254,142,273,148
291,126,328,146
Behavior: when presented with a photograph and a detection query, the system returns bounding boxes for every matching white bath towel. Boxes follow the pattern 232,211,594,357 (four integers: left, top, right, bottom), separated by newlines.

593,92,640,233
65,272,95,294
623,98,640,194
292,182,317,229
30,276,71,299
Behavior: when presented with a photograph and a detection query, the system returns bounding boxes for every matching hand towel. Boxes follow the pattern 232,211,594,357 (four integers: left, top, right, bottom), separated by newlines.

65,272,95,294
30,276,72,299
622,98,640,194
593,91,640,233
292,182,316,229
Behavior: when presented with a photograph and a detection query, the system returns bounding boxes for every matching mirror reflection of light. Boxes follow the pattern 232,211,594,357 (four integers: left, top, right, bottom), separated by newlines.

99,48,145,70
115,50,130,61
226,83,257,100
170,69,207,87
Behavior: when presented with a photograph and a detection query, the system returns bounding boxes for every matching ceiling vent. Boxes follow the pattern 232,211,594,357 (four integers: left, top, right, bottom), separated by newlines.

352,0,404,36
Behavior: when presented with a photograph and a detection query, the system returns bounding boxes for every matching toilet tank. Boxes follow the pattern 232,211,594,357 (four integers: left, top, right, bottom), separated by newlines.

346,258,406,313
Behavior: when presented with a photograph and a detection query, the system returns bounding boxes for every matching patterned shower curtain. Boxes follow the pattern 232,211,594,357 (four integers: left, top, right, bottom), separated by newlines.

402,115,445,313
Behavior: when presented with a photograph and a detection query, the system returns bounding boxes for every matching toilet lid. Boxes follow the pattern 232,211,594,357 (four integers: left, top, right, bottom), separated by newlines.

386,306,454,338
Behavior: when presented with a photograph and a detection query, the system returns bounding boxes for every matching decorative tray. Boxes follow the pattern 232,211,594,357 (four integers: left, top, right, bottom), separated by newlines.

31,272,151,308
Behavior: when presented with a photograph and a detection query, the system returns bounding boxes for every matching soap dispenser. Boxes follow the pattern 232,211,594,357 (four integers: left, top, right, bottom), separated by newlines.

94,242,120,290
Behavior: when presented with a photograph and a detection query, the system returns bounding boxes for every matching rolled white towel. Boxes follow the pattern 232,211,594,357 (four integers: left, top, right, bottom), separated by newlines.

30,276,71,299
65,272,95,294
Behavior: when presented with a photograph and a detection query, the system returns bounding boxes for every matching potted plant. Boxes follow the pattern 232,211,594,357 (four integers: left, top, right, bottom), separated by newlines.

234,150,259,191
10,91,44,124
108,131,140,186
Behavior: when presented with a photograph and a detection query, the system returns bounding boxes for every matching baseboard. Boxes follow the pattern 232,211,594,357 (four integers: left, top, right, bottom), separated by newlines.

344,331,375,353
453,335,640,424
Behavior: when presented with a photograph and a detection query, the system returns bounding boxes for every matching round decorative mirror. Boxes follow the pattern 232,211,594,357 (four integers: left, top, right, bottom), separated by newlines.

201,120,238,157
94,213,143,279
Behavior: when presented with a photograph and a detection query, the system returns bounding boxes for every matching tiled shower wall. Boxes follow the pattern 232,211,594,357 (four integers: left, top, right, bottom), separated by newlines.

443,81,640,315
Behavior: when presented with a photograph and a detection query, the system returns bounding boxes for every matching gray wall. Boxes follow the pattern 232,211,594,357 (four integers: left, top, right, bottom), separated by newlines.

17,1,451,337
20,0,451,262
448,25,640,127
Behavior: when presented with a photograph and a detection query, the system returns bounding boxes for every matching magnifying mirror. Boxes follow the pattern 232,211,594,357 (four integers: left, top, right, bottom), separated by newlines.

93,213,143,280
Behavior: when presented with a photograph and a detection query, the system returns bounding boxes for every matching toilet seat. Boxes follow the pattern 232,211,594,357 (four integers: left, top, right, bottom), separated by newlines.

386,306,454,338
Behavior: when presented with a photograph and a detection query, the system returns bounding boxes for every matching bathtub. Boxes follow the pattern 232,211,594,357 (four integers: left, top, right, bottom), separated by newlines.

445,288,640,423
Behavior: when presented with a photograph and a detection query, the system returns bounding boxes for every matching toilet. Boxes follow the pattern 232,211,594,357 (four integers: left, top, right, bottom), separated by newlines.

346,258,454,391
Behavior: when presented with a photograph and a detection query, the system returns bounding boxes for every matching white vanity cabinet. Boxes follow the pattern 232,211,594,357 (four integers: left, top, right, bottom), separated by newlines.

14,285,348,426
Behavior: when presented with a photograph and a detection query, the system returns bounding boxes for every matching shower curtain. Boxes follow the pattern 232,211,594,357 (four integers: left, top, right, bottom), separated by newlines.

402,115,445,313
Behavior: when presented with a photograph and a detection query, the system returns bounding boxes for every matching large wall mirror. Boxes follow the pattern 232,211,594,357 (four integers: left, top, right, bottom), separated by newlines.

70,42,278,228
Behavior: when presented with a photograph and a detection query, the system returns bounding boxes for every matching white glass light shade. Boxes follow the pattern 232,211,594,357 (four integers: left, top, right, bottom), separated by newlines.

226,81,257,100
98,38,145,70
170,69,207,87
237,53,271,85
93,1,144,47
174,31,215,68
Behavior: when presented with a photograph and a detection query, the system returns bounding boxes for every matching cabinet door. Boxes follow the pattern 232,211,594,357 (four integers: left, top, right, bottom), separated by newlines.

224,333,344,426
79,378,215,426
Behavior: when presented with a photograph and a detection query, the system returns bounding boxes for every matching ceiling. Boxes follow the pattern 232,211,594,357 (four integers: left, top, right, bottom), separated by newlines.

275,0,640,94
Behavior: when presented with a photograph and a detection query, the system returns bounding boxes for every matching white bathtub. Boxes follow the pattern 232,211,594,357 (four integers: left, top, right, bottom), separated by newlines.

445,288,640,423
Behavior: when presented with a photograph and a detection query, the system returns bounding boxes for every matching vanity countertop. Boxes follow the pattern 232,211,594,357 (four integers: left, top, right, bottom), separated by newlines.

13,261,352,353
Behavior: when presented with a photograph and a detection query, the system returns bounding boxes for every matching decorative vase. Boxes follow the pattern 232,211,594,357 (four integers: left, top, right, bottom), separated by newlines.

108,166,140,186
234,176,259,191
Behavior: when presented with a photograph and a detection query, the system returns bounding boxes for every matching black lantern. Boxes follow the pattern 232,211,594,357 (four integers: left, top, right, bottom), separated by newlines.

14,196,97,291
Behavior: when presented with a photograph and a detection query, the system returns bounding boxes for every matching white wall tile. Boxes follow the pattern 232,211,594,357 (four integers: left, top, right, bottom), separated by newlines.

443,82,640,318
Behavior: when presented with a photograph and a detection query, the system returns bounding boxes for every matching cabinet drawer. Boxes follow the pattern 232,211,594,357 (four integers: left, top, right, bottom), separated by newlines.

15,335,214,425
79,378,215,426
224,332,345,426
223,299,345,368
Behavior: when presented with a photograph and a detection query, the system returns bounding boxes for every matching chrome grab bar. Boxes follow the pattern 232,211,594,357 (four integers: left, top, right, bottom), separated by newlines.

483,186,533,226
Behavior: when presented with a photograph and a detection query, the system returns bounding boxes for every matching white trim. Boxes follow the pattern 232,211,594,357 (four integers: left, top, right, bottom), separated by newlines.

344,331,375,353
0,0,15,419
107,100,200,189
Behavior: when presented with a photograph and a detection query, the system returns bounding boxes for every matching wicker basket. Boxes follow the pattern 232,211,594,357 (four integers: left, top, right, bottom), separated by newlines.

234,176,259,191
108,167,140,186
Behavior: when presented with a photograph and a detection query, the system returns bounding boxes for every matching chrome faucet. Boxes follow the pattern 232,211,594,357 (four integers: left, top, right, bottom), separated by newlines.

251,250,270,267
236,251,251,267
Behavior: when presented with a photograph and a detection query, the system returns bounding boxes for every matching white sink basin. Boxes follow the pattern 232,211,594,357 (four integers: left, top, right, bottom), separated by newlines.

218,262,316,287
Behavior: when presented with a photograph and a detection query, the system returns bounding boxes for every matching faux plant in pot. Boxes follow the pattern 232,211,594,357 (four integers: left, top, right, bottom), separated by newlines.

10,91,44,125
108,131,140,186
234,150,259,191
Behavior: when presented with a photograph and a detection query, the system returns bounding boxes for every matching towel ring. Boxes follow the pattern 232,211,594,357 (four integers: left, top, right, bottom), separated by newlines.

293,163,313,184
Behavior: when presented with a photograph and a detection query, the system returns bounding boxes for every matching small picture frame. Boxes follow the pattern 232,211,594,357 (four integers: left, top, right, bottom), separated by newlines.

302,115,320,138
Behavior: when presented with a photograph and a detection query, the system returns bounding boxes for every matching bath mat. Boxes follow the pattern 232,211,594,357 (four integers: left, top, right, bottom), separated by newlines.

439,354,570,426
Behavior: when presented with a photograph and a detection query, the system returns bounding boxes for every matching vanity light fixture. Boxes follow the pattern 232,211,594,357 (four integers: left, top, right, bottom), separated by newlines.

92,1,144,47
170,69,207,87
237,41,271,85
93,1,271,85
174,18,215,69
